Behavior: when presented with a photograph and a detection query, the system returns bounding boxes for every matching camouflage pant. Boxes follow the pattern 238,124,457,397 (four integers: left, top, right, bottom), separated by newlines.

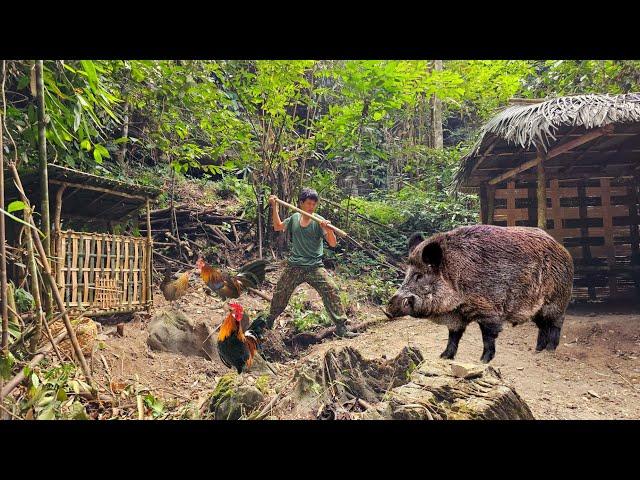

267,265,347,328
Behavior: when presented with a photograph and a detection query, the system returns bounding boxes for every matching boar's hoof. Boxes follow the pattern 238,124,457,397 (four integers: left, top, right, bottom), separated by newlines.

479,350,495,364
440,349,456,360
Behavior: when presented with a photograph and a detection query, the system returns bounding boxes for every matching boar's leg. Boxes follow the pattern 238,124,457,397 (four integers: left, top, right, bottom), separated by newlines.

479,321,503,363
533,309,565,352
440,328,466,360
533,312,550,351
547,324,562,351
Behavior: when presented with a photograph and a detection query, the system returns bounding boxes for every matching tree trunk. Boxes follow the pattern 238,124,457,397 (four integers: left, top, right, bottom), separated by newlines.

430,60,444,149
36,60,52,320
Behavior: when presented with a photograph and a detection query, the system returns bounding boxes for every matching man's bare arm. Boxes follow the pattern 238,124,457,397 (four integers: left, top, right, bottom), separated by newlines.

320,220,337,248
269,195,285,231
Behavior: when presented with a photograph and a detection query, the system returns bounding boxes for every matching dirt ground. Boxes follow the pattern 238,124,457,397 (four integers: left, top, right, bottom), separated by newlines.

91,266,640,420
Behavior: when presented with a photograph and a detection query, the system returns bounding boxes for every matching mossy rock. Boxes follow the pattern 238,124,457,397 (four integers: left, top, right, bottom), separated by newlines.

281,347,534,420
208,374,265,420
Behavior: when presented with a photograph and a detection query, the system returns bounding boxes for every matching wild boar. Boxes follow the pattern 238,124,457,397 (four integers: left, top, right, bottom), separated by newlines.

387,224,574,363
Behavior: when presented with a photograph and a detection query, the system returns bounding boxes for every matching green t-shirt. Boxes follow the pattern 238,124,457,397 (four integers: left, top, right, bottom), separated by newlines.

283,212,327,267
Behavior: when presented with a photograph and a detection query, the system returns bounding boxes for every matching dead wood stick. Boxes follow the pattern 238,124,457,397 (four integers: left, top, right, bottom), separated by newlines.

273,198,347,237
153,252,194,269
252,376,296,420
248,287,272,302
206,224,235,249
322,197,395,231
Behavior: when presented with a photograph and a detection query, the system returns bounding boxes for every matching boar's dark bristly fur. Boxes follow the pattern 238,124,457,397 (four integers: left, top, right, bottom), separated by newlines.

388,224,574,363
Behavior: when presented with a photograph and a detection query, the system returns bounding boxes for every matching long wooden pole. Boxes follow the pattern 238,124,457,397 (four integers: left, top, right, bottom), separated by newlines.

273,198,348,237
0,95,8,355
146,198,153,312
488,126,613,186
537,153,547,229
8,163,94,389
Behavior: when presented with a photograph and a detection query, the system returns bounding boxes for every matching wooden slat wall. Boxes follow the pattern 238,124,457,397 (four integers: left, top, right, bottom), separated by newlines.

54,230,150,315
489,176,640,302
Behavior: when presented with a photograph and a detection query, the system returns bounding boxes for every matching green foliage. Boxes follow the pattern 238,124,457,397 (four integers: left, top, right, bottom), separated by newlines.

524,60,640,97
14,287,35,313
18,363,91,420
143,393,165,419
289,292,332,332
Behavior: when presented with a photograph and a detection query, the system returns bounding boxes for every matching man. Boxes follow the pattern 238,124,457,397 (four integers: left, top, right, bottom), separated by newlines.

267,188,357,338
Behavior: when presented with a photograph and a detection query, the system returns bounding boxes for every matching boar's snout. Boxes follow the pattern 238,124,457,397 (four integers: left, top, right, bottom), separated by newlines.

387,292,417,318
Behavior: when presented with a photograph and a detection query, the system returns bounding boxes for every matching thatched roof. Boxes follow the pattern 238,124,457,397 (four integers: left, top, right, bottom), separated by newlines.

6,164,161,222
456,93,640,188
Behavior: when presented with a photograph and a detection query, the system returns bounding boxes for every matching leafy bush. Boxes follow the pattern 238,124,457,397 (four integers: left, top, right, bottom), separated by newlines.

18,363,92,420
289,292,332,332
14,287,35,314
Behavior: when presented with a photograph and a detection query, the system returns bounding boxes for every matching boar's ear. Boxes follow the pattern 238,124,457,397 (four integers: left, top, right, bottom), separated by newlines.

407,232,425,254
421,241,443,270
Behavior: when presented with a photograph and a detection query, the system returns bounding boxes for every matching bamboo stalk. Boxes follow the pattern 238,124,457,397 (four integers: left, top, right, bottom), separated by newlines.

146,199,153,310
26,207,45,353
273,198,347,237
0,88,8,355
36,61,53,326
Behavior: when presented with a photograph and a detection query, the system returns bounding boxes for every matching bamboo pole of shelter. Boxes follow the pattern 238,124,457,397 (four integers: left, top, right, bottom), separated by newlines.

36,60,53,322
273,198,348,237
8,163,95,390
0,95,8,356
536,149,547,229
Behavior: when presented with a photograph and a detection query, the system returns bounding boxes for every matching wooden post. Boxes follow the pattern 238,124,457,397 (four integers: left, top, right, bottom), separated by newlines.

146,198,153,312
53,185,66,295
479,184,489,224
487,185,496,225
536,152,547,229
8,163,94,389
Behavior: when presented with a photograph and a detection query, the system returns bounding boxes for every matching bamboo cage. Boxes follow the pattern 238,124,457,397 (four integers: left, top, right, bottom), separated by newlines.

6,164,161,315
487,177,639,301
456,93,640,303
54,230,152,315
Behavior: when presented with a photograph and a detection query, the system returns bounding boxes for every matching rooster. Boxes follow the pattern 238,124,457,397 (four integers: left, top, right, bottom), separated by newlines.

196,257,268,300
160,265,191,307
217,302,268,374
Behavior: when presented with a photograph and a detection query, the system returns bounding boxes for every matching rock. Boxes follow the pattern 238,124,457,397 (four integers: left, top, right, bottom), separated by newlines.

208,374,265,420
587,390,600,398
282,346,533,420
147,310,217,359
450,362,487,379
516,367,524,371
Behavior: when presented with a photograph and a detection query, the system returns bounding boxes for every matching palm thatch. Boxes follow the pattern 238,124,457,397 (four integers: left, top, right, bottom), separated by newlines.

456,93,640,187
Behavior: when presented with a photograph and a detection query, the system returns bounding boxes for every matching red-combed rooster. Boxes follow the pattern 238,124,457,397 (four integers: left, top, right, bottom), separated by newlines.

217,302,268,374
196,257,268,300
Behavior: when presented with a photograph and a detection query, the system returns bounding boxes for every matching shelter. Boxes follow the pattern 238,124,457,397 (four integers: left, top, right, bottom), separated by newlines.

7,164,162,316
456,93,640,301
